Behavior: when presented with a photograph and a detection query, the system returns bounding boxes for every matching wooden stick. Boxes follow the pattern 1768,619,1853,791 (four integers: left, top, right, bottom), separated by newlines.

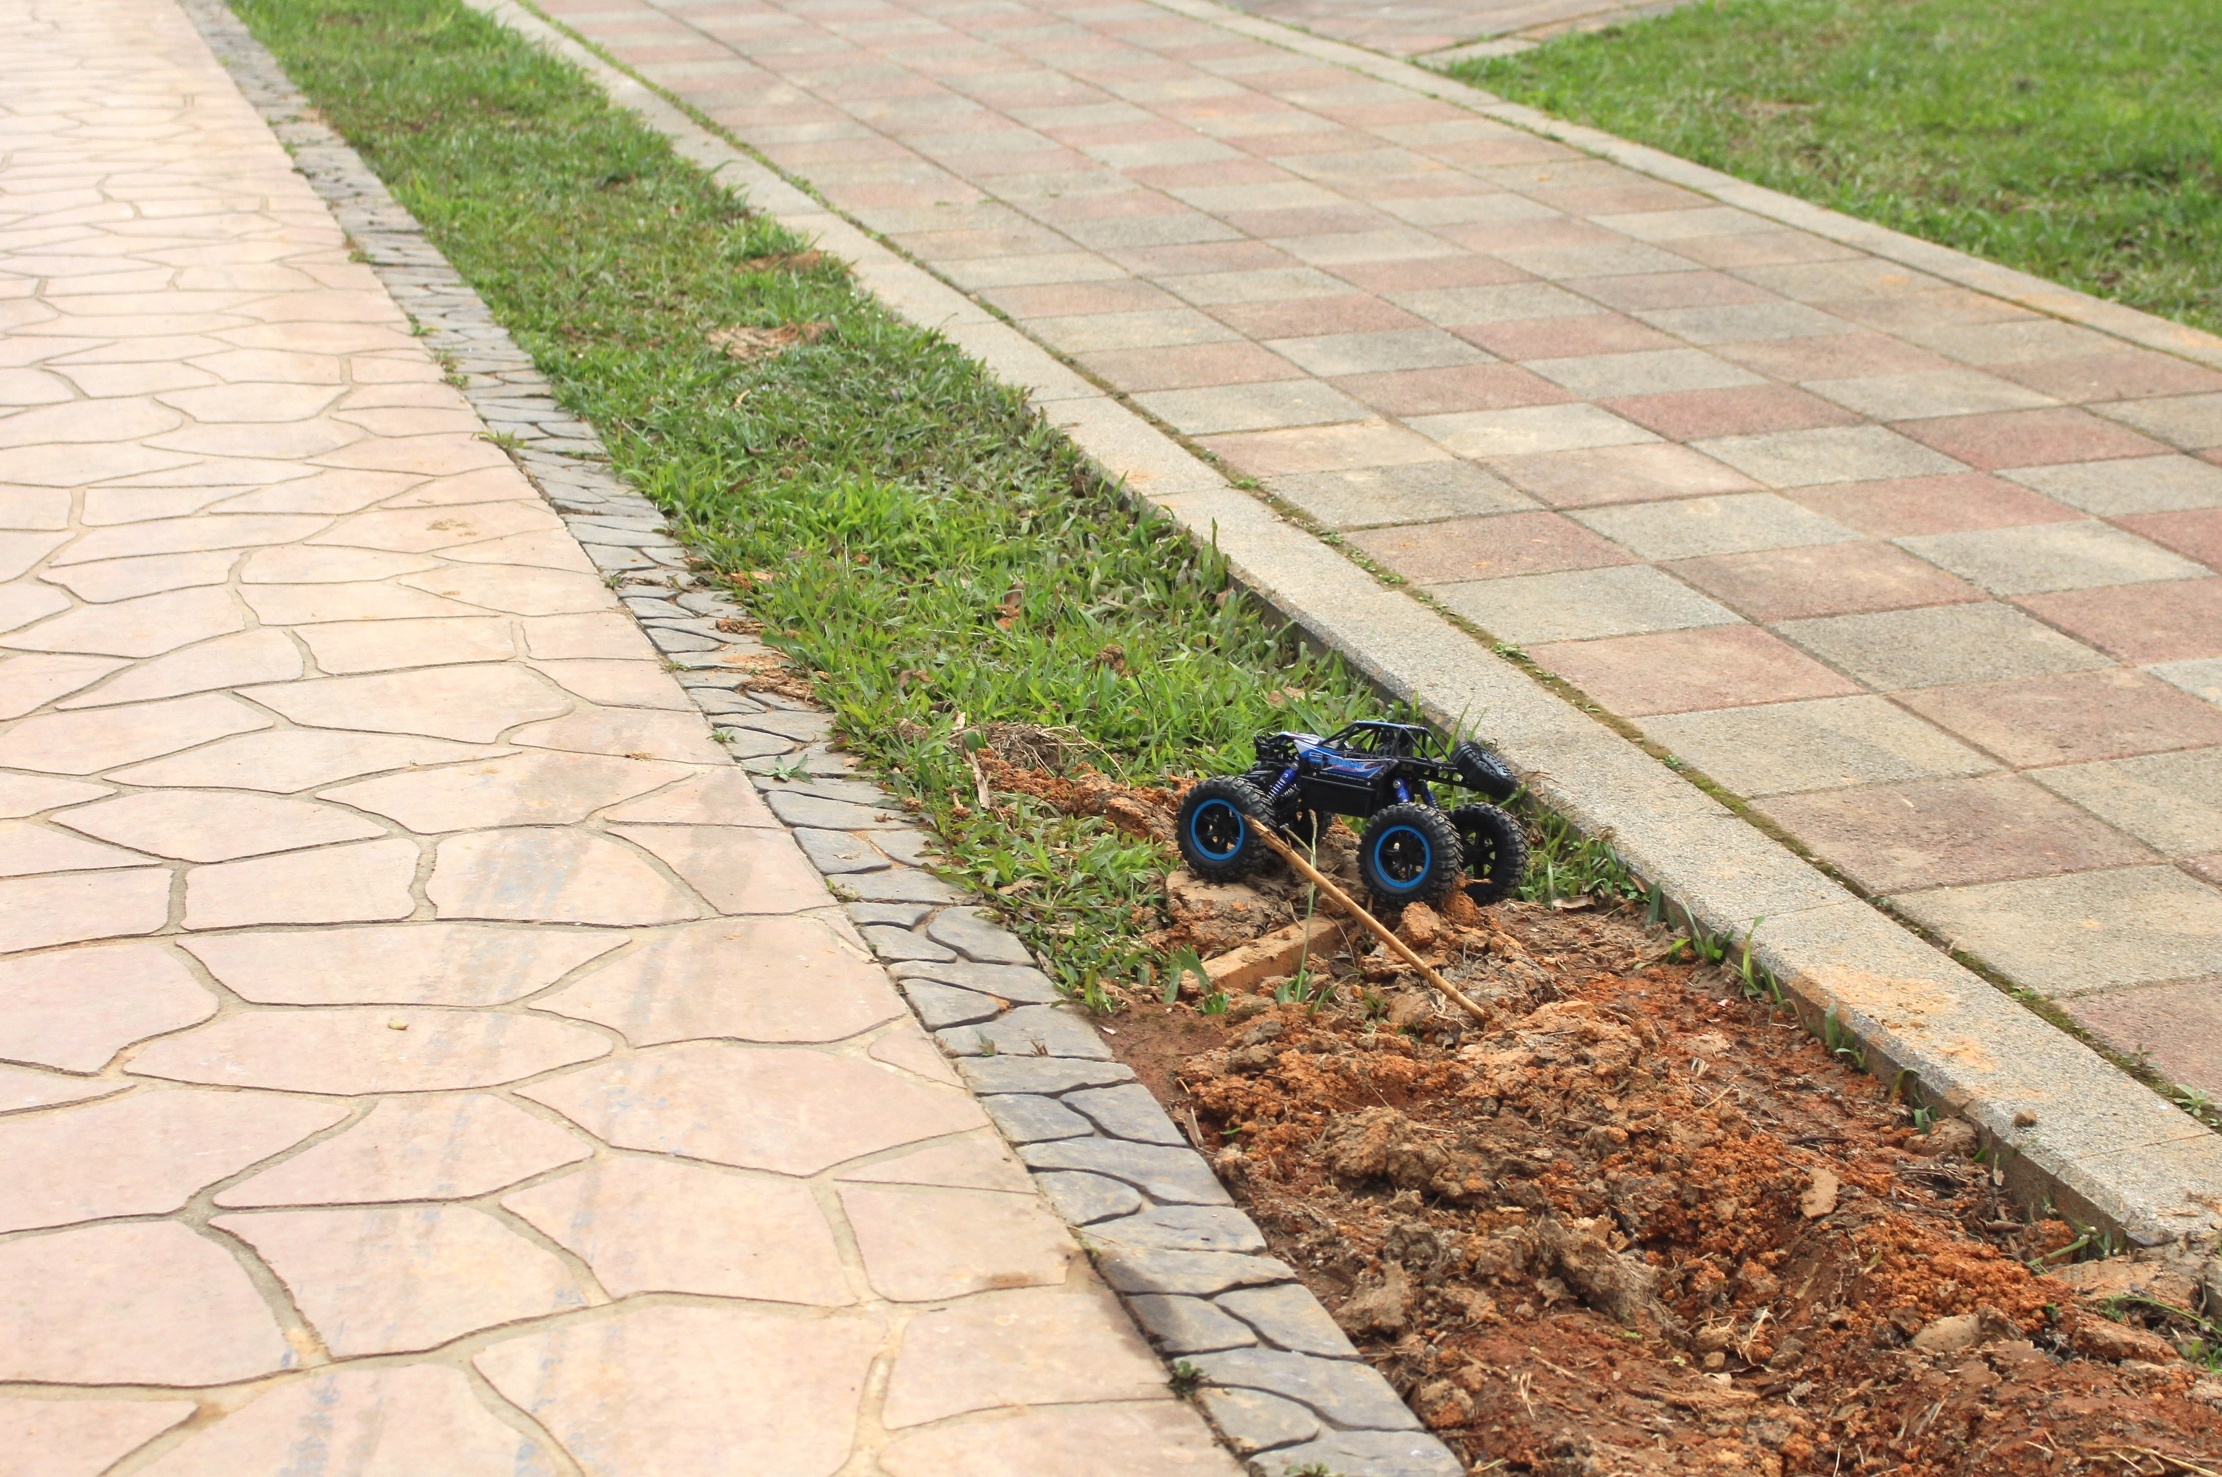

1252,826,1493,1025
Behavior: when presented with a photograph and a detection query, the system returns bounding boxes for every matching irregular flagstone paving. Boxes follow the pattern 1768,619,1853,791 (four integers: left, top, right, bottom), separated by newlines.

0,1,1322,1469
551,0,2222,1096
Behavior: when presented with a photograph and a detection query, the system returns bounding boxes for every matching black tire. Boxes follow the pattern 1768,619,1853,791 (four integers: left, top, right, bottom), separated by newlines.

1176,776,1273,881
1358,803,1462,906
1451,740,1520,802
1451,803,1529,907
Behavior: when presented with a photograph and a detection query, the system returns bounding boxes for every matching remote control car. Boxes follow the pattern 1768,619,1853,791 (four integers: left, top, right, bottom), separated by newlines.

1177,721,1529,907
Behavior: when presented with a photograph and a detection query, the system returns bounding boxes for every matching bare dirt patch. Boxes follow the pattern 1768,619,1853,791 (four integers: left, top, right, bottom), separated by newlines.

995,760,2222,1474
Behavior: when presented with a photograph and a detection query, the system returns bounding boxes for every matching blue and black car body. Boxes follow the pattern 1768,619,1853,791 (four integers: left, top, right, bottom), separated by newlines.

1176,721,1528,908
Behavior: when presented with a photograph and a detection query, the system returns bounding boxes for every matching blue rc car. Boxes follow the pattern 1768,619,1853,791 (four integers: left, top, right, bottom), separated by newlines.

1175,722,1529,908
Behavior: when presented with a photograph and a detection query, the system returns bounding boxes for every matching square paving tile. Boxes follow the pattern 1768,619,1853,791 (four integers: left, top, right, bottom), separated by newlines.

2002,456,2222,517
1789,473,2081,537
1528,624,1861,717
2150,658,2222,709
1694,425,1966,488
1346,509,1633,583
1405,403,1657,459
1601,385,1862,441
1325,255,1535,295
1076,341,1305,391
1668,542,1982,622
1259,328,1487,376
1897,521,2208,596
1027,308,1243,352
1995,351,2222,405
1893,407,2169,471
1803,368,2055,422
1569,492,1861,561
1635,300,1855,344
2016,578,2222,665
1435,565,1739,645
1774,602,2111,691
1159,265,1355,307
1522,348,1760,399
1715,332,1958,382
1206,295,1425,339
2117,509,2222,571
1563,269,1776,312
1486,443,1758,509
2094,392,2222,452
1329,364,1575,417
1456,314,1681,361
1760,774,2154,895
1893,866,2222,997
1131,380,1367,435
1640,695,1996,797
1266,461,1534,528
2070,980,2222,1098
1388,282,1595,329
2034,748,2222,857
1899,668,2222,767
1197,418,1448,476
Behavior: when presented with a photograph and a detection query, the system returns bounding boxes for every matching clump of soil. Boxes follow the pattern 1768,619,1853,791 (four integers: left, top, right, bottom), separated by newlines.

979,757,2222,1473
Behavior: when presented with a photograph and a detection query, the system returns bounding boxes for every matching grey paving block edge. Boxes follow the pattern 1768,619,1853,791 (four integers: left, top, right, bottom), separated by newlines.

192,2,1457,1468
451,0,2222,1253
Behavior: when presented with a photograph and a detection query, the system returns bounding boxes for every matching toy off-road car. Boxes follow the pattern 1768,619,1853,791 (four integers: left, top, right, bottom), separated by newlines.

1176,721,1528,907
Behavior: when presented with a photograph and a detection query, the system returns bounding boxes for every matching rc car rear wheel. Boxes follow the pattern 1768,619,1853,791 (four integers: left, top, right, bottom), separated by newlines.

1358,803,1461,906
1450,803,1528,907
1176,776,1273,881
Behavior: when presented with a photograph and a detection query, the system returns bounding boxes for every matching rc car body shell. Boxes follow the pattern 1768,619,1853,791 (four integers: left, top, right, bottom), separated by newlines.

1180,721,1527,905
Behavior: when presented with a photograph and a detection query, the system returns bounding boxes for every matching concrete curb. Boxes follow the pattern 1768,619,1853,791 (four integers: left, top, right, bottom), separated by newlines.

1145,0,2222,376
470,0,2222,1251
187,5,1461,1471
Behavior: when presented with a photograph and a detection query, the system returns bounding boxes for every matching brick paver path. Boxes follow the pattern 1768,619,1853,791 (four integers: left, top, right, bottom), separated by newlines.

0,1,1242,1470
561,0,2222,1090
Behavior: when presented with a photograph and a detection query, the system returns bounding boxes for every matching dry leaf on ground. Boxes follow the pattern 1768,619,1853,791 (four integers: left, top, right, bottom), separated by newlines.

708,321,828,361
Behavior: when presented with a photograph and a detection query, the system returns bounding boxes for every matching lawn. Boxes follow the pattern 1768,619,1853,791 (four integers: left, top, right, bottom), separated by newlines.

1455,0,2222,337
232,0,1626,1001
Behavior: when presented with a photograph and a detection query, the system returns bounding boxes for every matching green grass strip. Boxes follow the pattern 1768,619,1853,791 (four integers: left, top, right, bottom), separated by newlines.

228,0,1422,997
1457,0,2222,337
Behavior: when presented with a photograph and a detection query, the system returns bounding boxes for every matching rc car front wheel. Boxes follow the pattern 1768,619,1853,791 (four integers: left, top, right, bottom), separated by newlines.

1450,803,1528,907
1176,776,1274,881
1358,803,1462,906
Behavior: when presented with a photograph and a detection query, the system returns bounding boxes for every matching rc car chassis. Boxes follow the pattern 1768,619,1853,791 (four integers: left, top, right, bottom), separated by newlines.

1176,721,1529,907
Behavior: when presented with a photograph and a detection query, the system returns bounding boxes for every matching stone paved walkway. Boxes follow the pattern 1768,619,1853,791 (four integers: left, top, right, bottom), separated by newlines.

559,0,2222,1097
0,2,1245,1470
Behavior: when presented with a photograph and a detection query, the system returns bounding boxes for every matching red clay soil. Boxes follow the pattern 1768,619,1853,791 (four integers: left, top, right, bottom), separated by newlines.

986,756,2222,1475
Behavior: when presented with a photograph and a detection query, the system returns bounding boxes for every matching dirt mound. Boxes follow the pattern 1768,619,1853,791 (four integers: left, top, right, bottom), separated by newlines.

975,756,2222,1471
1115,901,2222,1474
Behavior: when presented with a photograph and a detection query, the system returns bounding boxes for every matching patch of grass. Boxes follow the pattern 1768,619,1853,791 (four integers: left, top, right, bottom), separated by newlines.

236,0,1639,998
1457,0,2222,335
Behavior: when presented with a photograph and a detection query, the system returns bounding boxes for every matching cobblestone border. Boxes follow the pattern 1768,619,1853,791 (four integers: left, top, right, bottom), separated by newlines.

445,0,2222,1258
180,4,1461,1472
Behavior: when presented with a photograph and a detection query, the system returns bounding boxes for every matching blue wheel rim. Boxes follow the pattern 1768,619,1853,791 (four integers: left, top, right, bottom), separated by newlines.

1371,824,1432,893
1189,798,1247,862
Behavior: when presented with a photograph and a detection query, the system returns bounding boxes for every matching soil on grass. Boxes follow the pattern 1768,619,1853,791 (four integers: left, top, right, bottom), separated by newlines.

990,756,2222,1475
